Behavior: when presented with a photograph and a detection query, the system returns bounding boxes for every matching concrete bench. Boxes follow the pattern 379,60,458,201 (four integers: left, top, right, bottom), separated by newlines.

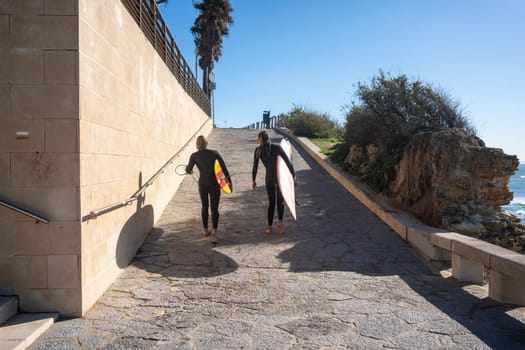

370,196,525,306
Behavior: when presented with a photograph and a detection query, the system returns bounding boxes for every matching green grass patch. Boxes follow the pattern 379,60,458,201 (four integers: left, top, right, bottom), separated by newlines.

310,137,342,156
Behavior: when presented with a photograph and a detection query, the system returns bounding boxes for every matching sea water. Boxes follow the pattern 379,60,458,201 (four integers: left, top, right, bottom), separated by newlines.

503,163,525,222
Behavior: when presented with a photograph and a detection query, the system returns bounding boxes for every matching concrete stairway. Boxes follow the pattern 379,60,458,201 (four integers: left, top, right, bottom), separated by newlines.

0,297,58,350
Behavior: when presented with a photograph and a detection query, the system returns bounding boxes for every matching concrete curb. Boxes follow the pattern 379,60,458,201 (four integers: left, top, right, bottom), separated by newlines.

276,128,525,306
0,313,58,350
0,297,18,325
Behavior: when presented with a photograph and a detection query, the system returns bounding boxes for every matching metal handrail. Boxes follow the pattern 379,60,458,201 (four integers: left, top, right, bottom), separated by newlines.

0,199,49,224
83,119,210,221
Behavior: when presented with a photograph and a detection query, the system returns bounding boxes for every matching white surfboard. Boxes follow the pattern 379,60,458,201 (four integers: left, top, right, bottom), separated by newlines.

277,138,296,220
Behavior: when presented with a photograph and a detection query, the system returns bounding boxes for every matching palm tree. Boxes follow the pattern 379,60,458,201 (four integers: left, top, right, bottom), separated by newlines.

191,0,233,98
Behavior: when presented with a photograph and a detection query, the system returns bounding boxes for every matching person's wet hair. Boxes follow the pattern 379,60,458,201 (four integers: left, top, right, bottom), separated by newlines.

196,135,208,150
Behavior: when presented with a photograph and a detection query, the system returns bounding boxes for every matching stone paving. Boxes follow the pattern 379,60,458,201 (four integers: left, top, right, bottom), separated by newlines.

30,129,525,349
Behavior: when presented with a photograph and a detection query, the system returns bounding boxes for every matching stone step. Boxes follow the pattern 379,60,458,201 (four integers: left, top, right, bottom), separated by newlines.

0,297,18,325
0,313,59,350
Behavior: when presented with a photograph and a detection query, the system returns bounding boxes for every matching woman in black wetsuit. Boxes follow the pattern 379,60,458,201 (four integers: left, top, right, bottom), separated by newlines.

252,131,295,234
186,135,231,244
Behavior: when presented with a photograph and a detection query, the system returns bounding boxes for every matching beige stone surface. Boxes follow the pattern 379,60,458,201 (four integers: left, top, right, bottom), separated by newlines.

0,2,7,13
0,204,16,222
49,221,80,255
0,152,9,186
0,15,8,48
406,226,441,260
45,119,78,152
0,0,44,15
0,258,10,285
0,49,7,82
429,231,459,251
0,313,58,350
45,0,77,15
48,254,79,288
452,253,485,284
45,50,77,84
81,262,122,315
0,83,9,116
15,288,81,316
11,84,78,118
0,119,45,152
78,88,113,125
11,152,79,187
488,269,525,306
10,15,78,49
2,255,47,288
15,221,50,255
0,222,15,256
0,186,78,221
2,49,45,84
489,252,525,278
79,53,117,100
452,237,492,266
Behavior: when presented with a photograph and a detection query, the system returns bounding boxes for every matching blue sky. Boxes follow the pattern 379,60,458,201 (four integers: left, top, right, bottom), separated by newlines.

158,0,525,161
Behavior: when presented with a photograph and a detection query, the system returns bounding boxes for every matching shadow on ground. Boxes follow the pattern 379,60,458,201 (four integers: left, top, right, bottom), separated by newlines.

128,129,525,348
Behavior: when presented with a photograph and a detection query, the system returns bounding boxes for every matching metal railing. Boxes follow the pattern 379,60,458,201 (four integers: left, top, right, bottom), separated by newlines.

83,118,210,221
244,115,284,130
0,199,49,224
121,0,211,116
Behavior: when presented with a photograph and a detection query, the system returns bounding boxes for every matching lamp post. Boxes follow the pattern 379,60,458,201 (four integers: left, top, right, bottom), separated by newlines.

194,47,198,82
209,71,216,126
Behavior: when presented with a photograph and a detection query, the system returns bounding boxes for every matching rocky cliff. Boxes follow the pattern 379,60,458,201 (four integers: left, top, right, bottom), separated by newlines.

390,128,524,251
391,128,519,230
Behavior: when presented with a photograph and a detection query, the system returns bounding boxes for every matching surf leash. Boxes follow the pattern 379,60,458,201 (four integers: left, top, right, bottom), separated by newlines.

175,164,188,176
175,164,199,183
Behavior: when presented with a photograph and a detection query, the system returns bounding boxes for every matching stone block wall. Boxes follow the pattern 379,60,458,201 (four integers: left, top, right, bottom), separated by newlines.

77,0,212,315
0,0,81,316
0,0,211,316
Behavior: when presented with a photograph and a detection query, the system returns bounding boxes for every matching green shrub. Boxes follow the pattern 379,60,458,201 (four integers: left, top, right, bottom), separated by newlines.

284,106,343,139
329,142,349,164
343,71,476,193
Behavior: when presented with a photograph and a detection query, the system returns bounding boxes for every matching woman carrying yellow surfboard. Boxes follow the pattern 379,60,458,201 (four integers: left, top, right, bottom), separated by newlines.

252,131,295,235
186,135,232,244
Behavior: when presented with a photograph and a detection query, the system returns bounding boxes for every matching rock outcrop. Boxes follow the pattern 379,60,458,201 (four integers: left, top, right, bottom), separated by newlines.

391,128,520,235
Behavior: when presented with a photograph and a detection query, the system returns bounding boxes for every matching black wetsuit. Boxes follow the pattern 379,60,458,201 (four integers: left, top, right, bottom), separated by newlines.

186,149,231,229
252,143,295,226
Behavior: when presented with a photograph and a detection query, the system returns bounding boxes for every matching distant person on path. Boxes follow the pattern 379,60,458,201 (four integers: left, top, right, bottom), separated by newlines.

186,135,232,244
252,130,295,234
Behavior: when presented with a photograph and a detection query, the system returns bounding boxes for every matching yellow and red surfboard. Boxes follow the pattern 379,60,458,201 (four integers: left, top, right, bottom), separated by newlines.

214,159,232,194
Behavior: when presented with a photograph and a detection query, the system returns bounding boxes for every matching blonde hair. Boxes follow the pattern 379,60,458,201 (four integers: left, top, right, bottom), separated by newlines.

196,135,208,150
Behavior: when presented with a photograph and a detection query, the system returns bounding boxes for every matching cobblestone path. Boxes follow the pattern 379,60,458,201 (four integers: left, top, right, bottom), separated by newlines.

31,129,525,349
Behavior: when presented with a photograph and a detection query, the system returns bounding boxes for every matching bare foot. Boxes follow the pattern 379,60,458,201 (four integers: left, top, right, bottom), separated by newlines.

265,226,273,235
203,228,209,237
210,228,217,245
278,222,285,235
